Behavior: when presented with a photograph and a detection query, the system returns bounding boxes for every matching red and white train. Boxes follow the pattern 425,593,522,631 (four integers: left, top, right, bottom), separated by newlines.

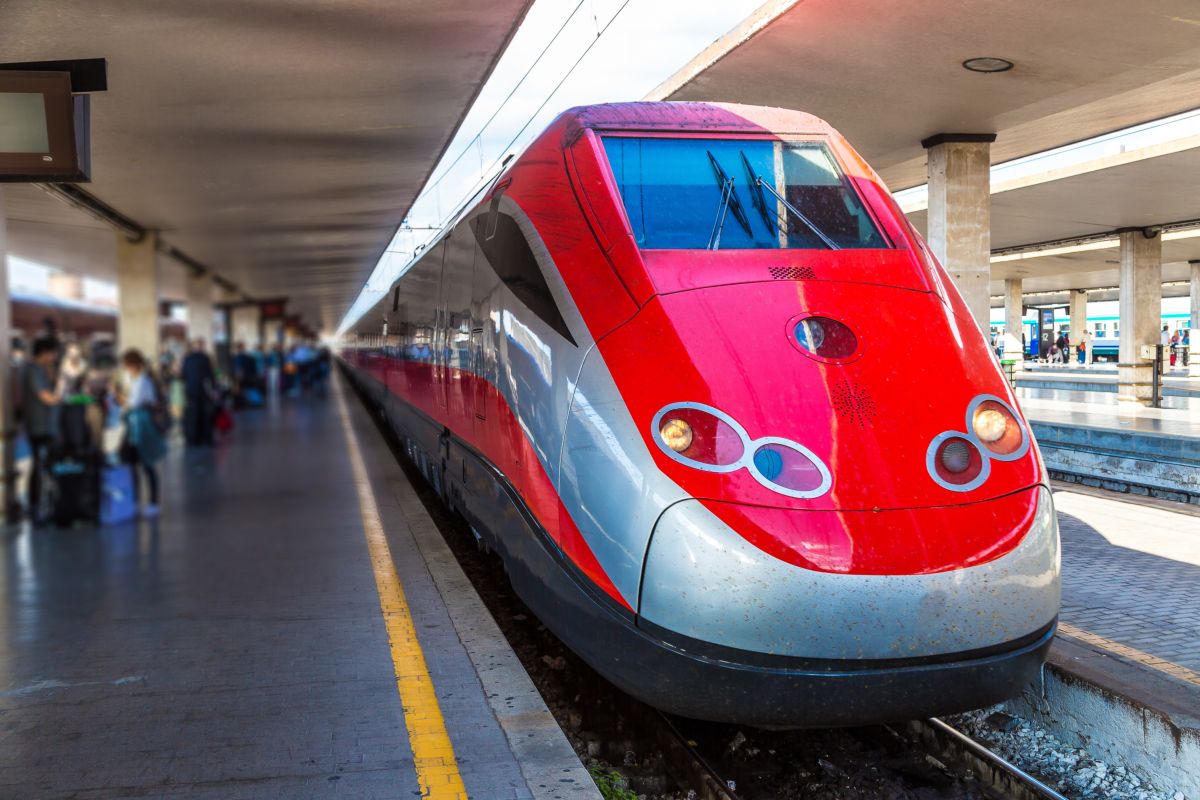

342,103,1060,727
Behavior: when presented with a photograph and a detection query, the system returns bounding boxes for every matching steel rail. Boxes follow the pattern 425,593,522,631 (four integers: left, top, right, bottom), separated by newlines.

919,717,1072,800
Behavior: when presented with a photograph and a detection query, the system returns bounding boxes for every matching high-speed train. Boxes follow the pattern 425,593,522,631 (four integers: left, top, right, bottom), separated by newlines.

342,102,1060,727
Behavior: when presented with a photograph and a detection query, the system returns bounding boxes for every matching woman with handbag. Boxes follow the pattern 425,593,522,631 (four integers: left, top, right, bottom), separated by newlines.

120,349,167,518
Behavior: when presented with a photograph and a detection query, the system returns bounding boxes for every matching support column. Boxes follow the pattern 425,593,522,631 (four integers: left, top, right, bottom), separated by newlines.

186,270,214,348
0,188,16,521
262,318,283,349
116,230,161,360
230,304,262,350
1069,289,1088,366
1002,278,1024,367
923,133,996,332
1117,229,1162,405
1190,261,1200,377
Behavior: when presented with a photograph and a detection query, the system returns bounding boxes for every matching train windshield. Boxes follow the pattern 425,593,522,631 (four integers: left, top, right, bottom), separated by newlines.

601,137,889,250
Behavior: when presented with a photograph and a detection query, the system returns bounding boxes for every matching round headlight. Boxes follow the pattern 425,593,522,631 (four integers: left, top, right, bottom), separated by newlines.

659,418,693,453
972,400,1024,455
973,407,1008,443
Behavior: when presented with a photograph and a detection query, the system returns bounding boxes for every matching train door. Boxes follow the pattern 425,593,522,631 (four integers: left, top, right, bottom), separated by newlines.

471,215,503,450
441,222,476,424
431,241,450,412
470,326,485,422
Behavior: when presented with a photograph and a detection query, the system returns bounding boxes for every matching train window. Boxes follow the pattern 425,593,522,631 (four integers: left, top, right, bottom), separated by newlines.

472,213,576,346
601,136,889,250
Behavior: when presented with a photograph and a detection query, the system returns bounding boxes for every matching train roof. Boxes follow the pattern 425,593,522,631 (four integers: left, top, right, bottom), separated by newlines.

559,101,839,137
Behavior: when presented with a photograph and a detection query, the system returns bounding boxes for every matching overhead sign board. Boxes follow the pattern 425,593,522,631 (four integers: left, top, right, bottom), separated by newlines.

0,70,92,182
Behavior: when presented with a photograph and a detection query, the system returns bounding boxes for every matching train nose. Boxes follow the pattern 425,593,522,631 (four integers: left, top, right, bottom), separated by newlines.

637,487,1060,660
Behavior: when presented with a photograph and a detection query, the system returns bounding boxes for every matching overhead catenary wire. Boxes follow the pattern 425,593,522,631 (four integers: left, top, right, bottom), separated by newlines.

342,0,636,333
416,0,589,207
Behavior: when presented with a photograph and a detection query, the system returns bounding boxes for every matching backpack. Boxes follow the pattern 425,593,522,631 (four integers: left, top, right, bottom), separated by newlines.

146,369,172,434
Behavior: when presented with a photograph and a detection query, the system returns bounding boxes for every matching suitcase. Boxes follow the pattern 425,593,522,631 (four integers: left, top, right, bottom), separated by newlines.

58,403,94,455
48,455,100,526
99,464,137,525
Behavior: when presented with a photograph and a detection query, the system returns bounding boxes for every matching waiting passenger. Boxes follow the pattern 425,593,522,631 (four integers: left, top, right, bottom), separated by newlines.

119,349,165,518
56,343,87,398
22,337,61,523
180,339,217,446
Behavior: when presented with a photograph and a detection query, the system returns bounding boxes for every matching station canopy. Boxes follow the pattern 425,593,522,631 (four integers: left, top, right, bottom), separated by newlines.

0,0,531,330
652,0,1200,301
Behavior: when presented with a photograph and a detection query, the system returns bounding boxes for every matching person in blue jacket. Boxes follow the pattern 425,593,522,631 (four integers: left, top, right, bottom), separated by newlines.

121,349,166,518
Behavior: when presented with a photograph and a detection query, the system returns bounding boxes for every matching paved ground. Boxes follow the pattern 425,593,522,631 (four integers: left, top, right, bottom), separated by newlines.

1055,489,1200,687
0,379,594,800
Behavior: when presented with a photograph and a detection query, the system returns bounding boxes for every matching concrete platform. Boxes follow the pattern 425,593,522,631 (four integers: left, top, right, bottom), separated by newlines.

1015,366,1200,400
1021,398,1200,504
0,377,598,800
1007,488,1200,796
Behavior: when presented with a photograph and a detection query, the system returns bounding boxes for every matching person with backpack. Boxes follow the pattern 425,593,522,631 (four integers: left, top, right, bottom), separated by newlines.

120,349,166,518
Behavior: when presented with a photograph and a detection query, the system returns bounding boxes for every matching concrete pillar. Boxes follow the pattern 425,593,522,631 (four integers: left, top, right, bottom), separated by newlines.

1002,278,1024,366
1069,289,1088,366
1117,229,1162,405
263,318,283,349
923,133,996,332
0,188,16,520
230,304,262,350
1190,260,1200,377
116,230,160,364
186,270,214,348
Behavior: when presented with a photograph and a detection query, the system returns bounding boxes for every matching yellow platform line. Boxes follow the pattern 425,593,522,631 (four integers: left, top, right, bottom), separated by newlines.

1058,621,1200,687
335,385,469,799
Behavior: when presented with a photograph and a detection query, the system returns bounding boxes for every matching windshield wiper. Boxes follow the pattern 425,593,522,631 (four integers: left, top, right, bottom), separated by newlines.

740,153,840,250
706,151,753,250
741,152,776,237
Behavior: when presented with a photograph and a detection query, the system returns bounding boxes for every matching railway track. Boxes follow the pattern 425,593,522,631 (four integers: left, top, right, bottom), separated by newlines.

907,718,1070,800
650,712,1072,800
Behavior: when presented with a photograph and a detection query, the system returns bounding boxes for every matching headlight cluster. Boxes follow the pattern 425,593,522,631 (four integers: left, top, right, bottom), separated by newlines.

927,394,1029,492
652,401,831,499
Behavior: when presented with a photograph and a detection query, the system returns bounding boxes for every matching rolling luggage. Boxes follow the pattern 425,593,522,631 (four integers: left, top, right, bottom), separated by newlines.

99,464,137,525
59,402,93,454
48,454,100,526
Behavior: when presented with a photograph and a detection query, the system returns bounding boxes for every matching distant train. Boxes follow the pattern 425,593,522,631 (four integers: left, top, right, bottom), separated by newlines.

10,290,186,364
990,310,1190,362
342,102,1060,728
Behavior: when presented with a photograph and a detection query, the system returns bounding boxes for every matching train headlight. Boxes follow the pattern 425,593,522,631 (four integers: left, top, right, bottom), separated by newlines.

659,418,693,453
971,400,1024,456
973,407,1007,442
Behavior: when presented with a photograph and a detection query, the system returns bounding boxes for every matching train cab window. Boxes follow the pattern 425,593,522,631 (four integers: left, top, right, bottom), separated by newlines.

601,136,889,250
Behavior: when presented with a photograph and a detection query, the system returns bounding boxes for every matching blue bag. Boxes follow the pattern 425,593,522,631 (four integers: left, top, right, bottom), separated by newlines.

100,464,137,525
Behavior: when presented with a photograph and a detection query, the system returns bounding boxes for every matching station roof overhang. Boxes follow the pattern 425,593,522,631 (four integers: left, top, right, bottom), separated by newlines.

901,139,1200,302
0,0,532,330
650,0,1200,193
650,0,1200,309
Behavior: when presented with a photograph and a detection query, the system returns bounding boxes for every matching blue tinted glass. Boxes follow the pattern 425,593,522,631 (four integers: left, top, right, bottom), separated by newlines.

602,137,888,251
753,446,784,481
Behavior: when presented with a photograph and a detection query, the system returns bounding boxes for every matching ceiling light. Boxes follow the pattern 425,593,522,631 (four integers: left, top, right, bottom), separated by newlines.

963,57,1014,74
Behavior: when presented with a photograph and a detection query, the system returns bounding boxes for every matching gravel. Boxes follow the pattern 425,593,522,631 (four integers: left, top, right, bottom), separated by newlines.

950,706,1186,800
